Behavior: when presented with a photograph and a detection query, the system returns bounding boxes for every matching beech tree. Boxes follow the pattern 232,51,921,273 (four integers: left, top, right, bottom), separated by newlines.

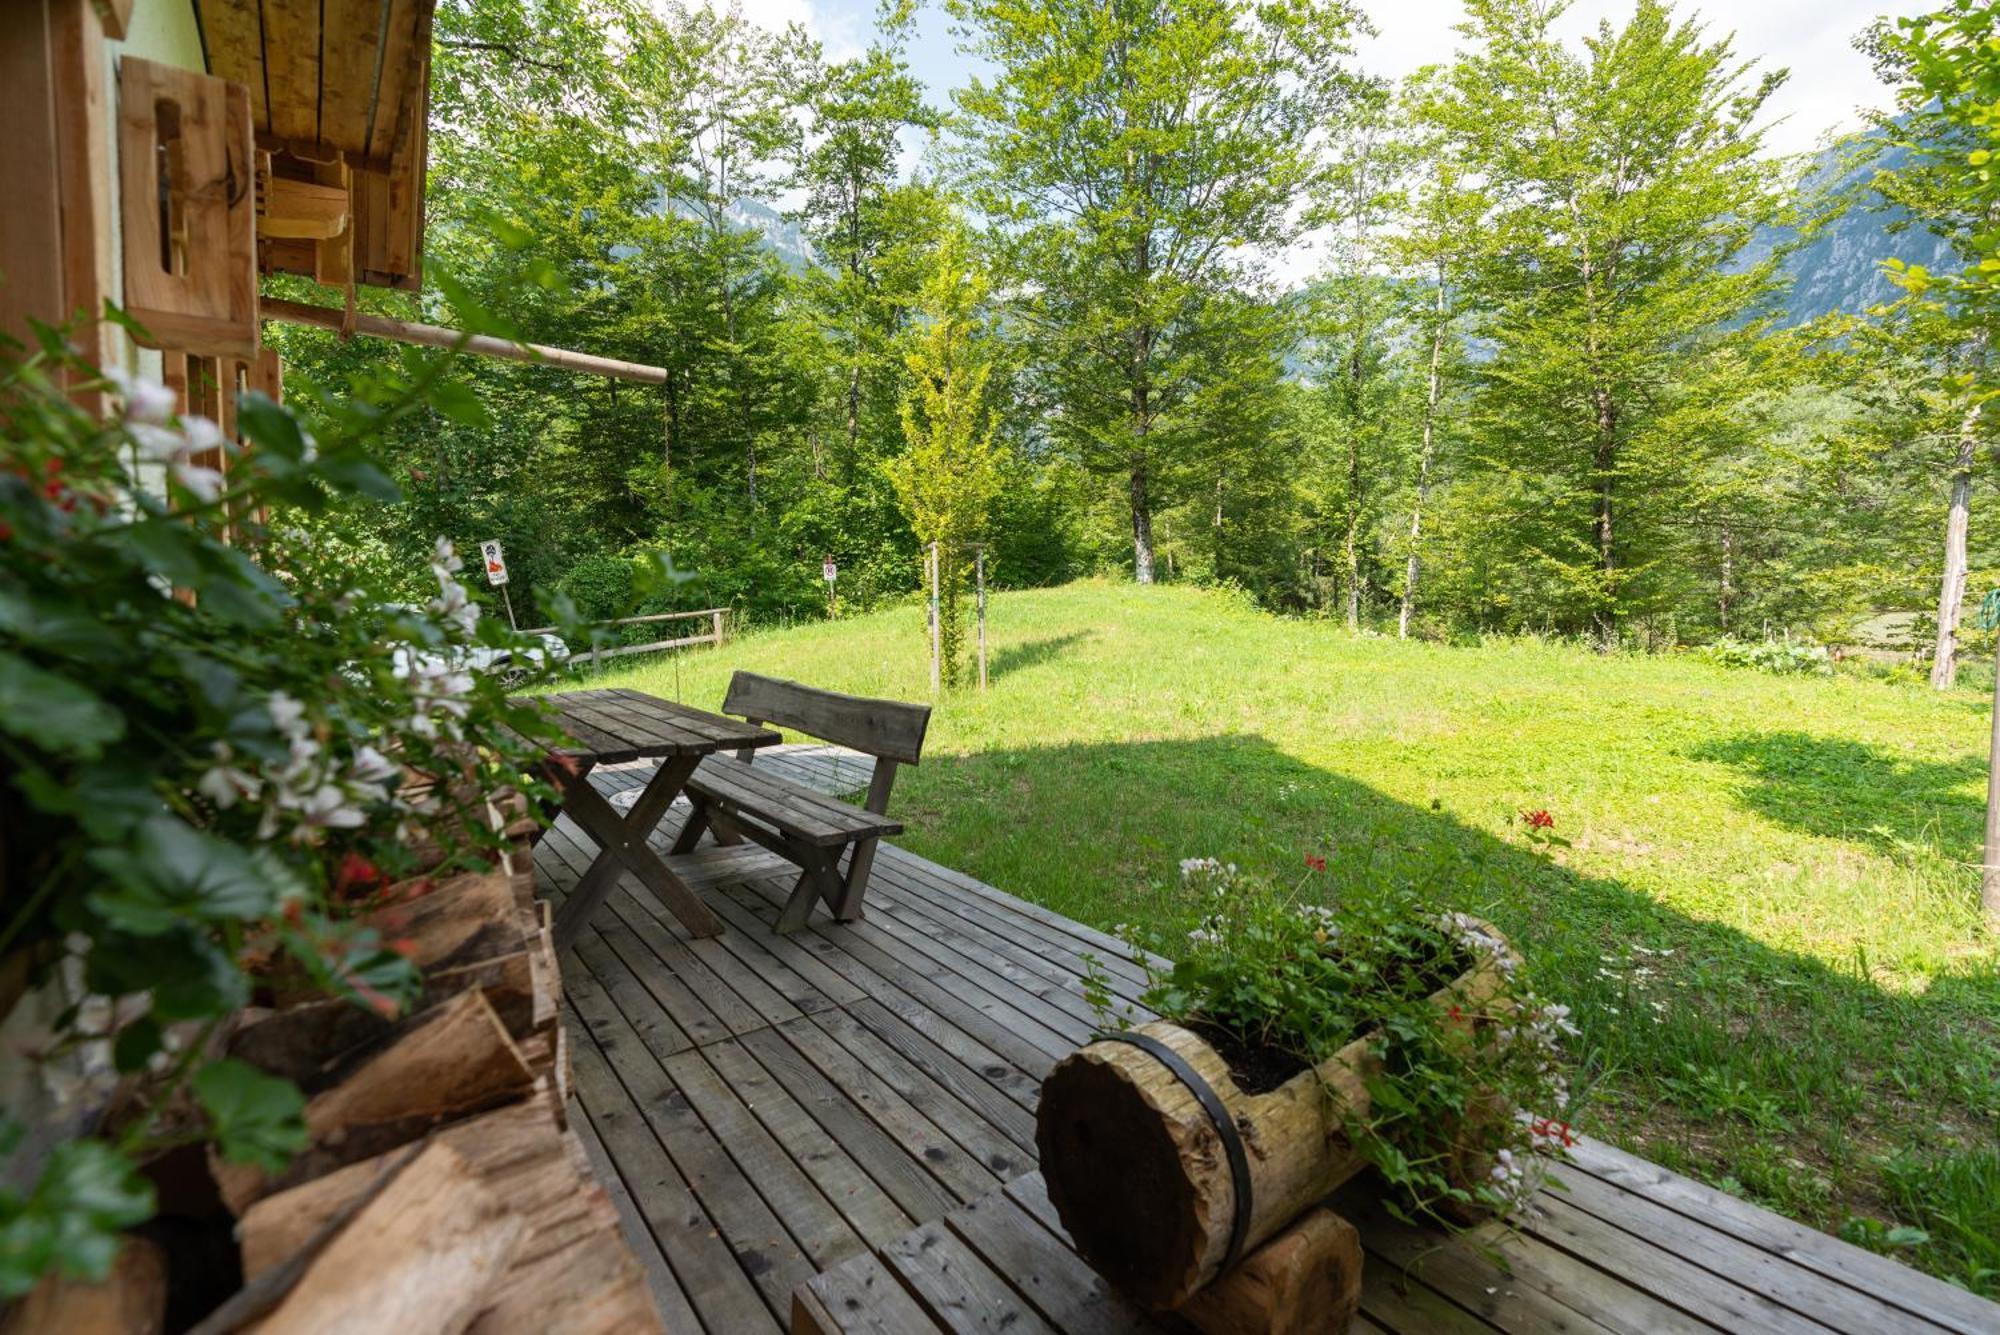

947,0,1363,582
1419,0,1790,647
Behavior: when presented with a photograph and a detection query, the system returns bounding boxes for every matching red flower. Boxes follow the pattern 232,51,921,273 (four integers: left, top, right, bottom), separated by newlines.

1522,809,1555,831
1447,1004,1463,1022
386,937,421,961
333,852,384,897
1303,854,1327,873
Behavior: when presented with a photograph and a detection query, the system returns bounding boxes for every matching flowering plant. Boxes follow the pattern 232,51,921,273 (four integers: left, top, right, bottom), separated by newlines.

1086,856,1578,1225
0,329,563,1297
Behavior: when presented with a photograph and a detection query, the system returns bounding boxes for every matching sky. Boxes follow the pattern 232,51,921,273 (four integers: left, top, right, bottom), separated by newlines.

734,0,1934,159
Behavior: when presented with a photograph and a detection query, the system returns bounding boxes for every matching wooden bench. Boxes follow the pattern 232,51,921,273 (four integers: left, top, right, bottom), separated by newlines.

671,671,931,933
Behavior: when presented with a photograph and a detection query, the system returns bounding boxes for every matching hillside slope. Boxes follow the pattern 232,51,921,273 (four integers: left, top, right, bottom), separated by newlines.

596,581,1999,1292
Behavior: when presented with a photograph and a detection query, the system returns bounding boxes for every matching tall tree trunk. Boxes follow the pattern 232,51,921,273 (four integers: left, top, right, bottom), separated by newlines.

1717,525,1734,633
1400,278,1447,640
1930,399,1983,688
1131,464,1156,584
1343,438,1362,632
1592,385,1618,651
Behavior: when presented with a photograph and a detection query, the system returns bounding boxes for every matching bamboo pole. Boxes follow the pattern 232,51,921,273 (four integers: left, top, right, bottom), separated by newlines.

260,298,669,385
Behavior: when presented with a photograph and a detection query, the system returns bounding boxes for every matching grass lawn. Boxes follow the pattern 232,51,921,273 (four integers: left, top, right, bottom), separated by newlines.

584,579,2000,1295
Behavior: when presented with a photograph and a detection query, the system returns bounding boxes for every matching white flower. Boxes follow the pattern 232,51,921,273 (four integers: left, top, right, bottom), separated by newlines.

349,745,397,785
182,415,223,456
171,460,225,504
293,784,367,833
267,691,309,739
107,368,177,425
431,536,463,575
196,742,261,809
128,422,185,463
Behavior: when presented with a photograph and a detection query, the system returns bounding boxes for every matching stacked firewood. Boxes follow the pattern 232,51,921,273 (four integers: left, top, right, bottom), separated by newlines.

6,796,662,1334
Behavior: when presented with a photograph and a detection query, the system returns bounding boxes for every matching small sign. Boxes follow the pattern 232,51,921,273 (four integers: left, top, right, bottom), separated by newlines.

480,539,509,587
822,557,837,583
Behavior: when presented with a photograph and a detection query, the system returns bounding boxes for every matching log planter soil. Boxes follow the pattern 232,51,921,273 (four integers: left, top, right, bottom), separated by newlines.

1036,935,1513,1311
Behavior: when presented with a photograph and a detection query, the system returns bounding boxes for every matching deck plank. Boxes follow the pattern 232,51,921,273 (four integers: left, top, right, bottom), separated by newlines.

544,756,2000,1335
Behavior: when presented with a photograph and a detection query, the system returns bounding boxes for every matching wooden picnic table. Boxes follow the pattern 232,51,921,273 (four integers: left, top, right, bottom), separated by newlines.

523,688,779,947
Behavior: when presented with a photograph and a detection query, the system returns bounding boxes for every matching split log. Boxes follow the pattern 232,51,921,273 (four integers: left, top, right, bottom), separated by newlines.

0,1236,166,1335
240,1089,660,1334
1037,935,1511,1309
215,989,535,1212
238,1086,568,1278
364,870,529,972
252,1141,527,1335
1181,1207,1362,1335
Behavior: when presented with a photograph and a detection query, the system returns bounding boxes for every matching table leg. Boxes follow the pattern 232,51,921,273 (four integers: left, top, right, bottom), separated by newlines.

551,754,722,946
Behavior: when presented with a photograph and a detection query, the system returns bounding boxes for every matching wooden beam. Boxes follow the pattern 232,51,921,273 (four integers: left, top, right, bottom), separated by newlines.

259,297,668,384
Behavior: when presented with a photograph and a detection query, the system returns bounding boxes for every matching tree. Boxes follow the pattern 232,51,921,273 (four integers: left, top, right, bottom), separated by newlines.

1862,3,2000,687
794,44,941,478
1419,0,1790,647
889,235,1008,686
947,0,1363,582
1388,122,1484,638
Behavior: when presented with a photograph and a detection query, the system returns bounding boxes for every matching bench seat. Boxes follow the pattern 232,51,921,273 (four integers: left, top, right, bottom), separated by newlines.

686,754,903,848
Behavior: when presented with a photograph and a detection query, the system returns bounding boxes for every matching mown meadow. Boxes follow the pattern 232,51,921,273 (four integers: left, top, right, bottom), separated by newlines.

592,580,2000,1295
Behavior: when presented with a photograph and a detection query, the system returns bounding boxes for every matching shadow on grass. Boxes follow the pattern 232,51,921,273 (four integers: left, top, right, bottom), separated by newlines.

1690,731,1985,853
987,630,1092,681
893,733,2000,1293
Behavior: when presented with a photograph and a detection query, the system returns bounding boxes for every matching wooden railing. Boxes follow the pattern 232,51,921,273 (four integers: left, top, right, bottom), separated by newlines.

522,608,729,670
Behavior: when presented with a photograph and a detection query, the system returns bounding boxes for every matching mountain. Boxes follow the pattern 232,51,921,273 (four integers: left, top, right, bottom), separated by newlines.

1754,133,1959,326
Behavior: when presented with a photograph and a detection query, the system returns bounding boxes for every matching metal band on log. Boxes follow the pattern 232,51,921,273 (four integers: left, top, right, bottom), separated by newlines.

1036,929,1513,1310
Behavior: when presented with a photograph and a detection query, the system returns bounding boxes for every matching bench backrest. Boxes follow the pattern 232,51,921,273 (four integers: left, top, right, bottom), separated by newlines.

721,671,931,767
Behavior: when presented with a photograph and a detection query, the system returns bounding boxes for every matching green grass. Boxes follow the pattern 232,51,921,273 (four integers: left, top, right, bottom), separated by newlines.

588,579,2000,1296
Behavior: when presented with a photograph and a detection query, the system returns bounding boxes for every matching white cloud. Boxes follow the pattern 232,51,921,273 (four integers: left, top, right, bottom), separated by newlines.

694,0,867,61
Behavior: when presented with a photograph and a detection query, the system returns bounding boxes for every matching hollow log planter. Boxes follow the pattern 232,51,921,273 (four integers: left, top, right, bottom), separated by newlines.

1035,924,1516,1311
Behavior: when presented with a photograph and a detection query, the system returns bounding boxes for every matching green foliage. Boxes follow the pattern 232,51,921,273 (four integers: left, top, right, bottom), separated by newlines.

1096,857,1576,1223
889,235,1008,685
0,333,561,1296
1693,637,1836,676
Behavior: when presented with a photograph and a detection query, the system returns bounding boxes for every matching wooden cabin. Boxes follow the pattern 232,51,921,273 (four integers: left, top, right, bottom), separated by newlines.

2,0,432,430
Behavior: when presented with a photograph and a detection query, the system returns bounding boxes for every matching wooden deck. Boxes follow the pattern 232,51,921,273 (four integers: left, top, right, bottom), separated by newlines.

539,748,2000,1335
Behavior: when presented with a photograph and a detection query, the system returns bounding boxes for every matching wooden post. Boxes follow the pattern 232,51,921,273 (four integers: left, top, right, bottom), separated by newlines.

975,546,987,691
712,609,726,648
927,542,941,693
1182,1207,1362,1335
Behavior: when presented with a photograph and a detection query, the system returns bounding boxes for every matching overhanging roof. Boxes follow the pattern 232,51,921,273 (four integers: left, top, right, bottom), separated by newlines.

194,0,434,291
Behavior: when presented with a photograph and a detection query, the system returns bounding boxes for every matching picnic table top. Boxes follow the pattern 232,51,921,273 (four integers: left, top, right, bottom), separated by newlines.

527,687,780,763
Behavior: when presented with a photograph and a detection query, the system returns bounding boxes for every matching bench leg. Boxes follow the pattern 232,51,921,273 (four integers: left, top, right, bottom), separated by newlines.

831,836,877,922
707,807,749,847
669,797,713,854
776,846,846,934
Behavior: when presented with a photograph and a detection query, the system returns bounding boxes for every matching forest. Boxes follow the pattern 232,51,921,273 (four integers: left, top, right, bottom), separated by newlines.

274,0,2000,684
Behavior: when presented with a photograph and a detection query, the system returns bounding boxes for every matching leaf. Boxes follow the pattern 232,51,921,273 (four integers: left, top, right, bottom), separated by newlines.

86,816,282,934
233,393,308,462
109,518,205,586
314,449,403,503
83,926,248,1021
0,587,121,657
1884,1225,1931,1248
0,1139,155,1299
0,651,123,758
112,1016,163,1074
193,1059,308,1172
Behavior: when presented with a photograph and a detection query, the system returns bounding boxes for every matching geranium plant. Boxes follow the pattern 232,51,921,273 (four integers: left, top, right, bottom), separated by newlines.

1086,856,1579,1225
0,325,563,1297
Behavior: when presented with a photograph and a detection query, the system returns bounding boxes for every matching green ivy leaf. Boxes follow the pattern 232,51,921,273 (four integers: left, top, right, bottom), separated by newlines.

193,1060,308,1173
0,652,123,758
233,393,307,462
0,1140,155,1299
